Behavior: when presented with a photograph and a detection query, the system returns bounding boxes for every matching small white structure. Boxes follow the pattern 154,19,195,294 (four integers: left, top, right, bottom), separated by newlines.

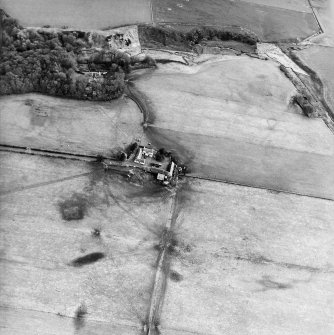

167,162,175,177
134,148,145,165
157,173,165,181
142,147,154,158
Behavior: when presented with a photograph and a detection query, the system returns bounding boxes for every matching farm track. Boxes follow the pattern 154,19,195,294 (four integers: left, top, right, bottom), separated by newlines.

145,189,178,335
125,82,154,124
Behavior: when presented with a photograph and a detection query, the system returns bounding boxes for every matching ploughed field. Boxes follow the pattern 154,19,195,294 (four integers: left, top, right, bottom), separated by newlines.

0,0,152,29
0,94,148,157
135,56,334,199
153,0,320,41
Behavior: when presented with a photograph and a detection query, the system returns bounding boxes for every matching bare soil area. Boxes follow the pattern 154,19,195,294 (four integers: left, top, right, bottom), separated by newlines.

161,179,334,335
0,0,152,29
0,94,148,156
153,0,319,41
135,57,334,199
0,152,174,334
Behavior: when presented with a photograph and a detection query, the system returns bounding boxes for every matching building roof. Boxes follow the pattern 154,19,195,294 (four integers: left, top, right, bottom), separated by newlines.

157,173,165,181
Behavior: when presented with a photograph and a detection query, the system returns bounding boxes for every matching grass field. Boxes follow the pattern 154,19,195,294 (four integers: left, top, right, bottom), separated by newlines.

135,57,334,199
0,94,148,156
0,152,174,334
153,0,319,42
0,0,152,29
240,0,312,12
160,179,334,335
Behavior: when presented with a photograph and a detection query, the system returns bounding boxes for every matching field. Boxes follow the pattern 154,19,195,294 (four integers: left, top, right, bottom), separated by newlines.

1,1,334,332
1,152,333,335
160,179,334,335
0,152,174,334
0,94,148,156
0,0,152,29
240,0,312,12
135,57,334,199
153,0,319,42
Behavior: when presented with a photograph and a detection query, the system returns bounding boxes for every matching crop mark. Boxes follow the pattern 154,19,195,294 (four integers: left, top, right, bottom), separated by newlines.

59,193,88,221
170,270,183,282
256,275,292,291
70,252,105,267
235,254,329,273
74,303,87,330
255,275,313,292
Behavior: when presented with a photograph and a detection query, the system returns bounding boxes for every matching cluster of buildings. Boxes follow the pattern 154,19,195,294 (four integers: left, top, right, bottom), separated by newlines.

134,146,177,185
102,144,178,186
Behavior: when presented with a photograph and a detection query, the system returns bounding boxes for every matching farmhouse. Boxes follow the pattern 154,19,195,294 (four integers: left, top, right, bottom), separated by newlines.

133,145,177,185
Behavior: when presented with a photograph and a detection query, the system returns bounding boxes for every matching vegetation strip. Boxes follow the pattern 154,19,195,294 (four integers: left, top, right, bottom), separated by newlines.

0,144,98,161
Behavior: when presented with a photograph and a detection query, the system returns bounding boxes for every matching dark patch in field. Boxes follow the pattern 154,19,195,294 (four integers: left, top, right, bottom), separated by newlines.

170,270,183,282
256,275,292,291
70,252,105,267
74,303,87,330
59,193,88,221
167,242,179,255
235,254,323,273
255,274,314,292
92,228,101,238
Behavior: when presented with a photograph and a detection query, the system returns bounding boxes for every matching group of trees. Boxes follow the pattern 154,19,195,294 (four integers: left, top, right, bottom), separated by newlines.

138,24,258,51
0,11,146,100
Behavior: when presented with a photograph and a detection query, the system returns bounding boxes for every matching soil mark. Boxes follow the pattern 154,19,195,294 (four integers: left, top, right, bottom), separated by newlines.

74,303,87,331
234,254,332,273
59,193,88,221
70,252,105,267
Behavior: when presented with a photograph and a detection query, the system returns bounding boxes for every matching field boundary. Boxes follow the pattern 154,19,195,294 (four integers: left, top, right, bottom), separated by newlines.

184,175,334,202
0,144,98,162
306,0,324,33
